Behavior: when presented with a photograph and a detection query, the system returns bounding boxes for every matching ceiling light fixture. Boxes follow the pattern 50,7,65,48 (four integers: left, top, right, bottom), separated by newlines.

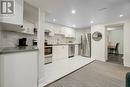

90,21,94,24
72,10,76,14
72,24,76,27
53,19,56,22
119,14,124,17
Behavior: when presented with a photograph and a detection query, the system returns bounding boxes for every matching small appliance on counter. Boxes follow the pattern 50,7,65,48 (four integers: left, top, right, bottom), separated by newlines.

18,38,27,47
33,39,37,46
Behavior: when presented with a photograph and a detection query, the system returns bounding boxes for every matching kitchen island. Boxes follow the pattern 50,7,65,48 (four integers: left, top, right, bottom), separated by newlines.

47,43,79,62
0,46,38,87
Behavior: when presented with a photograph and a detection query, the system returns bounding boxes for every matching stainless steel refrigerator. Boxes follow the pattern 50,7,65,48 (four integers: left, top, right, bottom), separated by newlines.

80,33,91,57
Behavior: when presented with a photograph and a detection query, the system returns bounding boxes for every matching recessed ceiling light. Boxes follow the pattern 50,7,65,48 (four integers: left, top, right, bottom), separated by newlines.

90,21,94,24
119,14,124,17
72,24,76,27
53,19,56,22
72,10,76,14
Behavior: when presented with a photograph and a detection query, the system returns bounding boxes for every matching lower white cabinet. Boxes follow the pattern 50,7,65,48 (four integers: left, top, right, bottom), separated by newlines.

75,45,79,56
0,51,38,87
45,57,52,64
52,45,68,61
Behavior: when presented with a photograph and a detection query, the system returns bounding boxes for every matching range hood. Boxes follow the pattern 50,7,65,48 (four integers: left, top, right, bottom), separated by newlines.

44,29,51,33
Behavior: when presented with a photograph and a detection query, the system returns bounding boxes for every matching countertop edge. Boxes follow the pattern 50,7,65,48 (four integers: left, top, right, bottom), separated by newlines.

0,47,39,54
0,49,38,54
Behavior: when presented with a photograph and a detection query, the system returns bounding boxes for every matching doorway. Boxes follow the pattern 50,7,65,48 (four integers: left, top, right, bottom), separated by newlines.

106,24,124,65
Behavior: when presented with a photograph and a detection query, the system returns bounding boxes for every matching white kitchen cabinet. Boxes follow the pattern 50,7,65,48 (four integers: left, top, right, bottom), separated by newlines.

45,23,65,36
45,23,55,36
21,20,35,34
45,23,75,37
64,27,75,38
0,51,38,87
23,2,38,26
53,25,64,35
0,0,23,25
75,45,79,56
52,45,68,61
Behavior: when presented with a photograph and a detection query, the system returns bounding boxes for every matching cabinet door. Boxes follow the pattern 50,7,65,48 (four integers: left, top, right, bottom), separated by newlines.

22,20,34,34
64,27,75,38
64,27,70,37
0,51,38,87
0,0,23,25
52,46,62,61
75,45,79,56
45,23,55,36
62,45,69,59
52,45,68,61
71,29,76,38
53,26,60,34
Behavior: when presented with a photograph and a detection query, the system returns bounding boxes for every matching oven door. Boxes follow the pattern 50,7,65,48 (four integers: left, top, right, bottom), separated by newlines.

45,47,52,55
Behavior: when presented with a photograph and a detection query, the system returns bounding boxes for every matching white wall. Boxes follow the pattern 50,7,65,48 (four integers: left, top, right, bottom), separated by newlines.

91,20,130,67
124,20,130,67
108,29,124,54
75,28,91,43
91,25,107,62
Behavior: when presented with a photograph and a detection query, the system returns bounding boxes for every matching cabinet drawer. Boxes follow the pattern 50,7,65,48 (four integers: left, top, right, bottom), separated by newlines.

45,57,52,64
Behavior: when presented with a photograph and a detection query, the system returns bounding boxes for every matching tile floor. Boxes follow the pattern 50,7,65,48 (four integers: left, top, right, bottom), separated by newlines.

39,56,95,87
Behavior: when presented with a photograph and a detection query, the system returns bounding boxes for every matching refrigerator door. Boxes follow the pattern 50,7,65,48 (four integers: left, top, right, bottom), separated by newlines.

81,33,91,57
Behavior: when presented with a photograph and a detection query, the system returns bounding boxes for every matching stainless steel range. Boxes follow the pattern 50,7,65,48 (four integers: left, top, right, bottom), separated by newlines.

44,45,52,64
68,44,75,58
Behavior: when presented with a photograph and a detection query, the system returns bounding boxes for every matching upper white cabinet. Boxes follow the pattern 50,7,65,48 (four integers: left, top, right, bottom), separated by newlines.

0,0,23,25
64,27,75,38
45,23,55,36
0,1,38,34
23,2,38,27
21,2,38,35
21,20,35,34
45,23,75,38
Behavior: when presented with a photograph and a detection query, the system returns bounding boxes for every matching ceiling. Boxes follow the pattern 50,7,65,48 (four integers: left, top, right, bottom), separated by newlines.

24,0,130,29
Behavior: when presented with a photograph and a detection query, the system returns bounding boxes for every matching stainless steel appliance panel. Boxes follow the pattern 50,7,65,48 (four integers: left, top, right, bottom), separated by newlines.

81,33,91,57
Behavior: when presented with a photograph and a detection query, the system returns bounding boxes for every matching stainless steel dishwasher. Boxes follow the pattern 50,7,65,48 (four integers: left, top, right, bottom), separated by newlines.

68,44,75,58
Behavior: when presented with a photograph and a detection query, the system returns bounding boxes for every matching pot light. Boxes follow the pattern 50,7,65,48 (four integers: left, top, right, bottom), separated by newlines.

90,21,94,24
53,19,56,22
72,10,76,14
119,14,124,17
72,24,76,27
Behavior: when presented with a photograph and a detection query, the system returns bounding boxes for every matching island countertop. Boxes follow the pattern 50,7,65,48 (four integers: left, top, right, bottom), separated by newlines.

0,46,38,54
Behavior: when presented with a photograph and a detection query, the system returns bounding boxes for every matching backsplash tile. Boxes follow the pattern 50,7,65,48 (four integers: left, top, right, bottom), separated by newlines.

45,35,75,44
0,31,36,48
